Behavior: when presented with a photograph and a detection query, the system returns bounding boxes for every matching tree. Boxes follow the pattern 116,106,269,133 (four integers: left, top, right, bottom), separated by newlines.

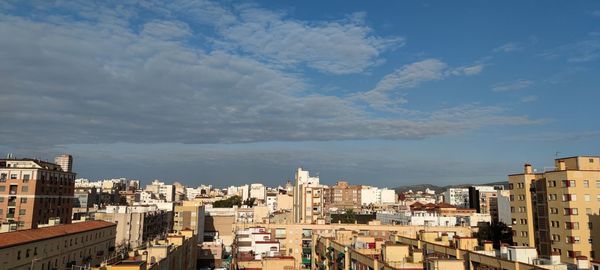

339,209,357,224
476,222,513,247
213,195,242,208
243,197,256,207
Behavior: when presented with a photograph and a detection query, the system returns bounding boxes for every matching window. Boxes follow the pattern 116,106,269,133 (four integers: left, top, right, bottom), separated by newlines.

585,195,591,202
587,208,593,214
0,173,6,182
521,231,528,237
23,174,30,183
10,174,17,180
552,234,561,242
596,180,600,188
21,186,28,192
520,219,528,225
20,198,26,203
511,207,515,213
584,180,589,188
0,197,3,203
0,186,5,192
568,250,581,258
565,222,580,230
19,209,26,215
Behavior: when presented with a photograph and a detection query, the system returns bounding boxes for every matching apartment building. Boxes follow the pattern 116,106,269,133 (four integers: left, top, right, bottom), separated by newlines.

234,222,473,269
509,156,600,264
145,180,176,202
361,186,396,205
324,181,361,208
443,188,469,208
468,185,502,214
92,229,197,270
94,205,171,249
0,156,76,231
292,167,325,224
0,220,116,269
173,201,205,243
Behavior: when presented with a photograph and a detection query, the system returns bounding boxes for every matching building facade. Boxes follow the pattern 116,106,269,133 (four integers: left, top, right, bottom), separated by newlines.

509,156,600,264
0,220,116,270
0,156,76,231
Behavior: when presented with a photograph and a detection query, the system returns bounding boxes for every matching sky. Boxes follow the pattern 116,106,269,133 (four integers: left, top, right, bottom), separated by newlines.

1,1,600,188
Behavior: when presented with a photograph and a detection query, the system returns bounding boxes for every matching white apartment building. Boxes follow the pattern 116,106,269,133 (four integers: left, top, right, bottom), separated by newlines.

443,188,469,208
249,183,266,201
293,168,325,224
145,180,176,202
361,187,396,205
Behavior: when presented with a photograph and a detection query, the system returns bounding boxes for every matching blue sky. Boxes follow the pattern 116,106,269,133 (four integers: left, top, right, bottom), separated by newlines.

1,1,599,187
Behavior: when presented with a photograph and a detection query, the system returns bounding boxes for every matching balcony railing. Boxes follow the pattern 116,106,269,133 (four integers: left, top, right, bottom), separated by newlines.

6,213,15,218
7,201,16,207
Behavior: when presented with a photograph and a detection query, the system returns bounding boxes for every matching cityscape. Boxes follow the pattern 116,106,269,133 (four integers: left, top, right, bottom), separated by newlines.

2,1,600,270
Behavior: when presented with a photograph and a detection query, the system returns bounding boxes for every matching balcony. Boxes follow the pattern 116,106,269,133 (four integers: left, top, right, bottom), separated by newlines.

302,258,311,264
7,201,16,207
6,213,14,218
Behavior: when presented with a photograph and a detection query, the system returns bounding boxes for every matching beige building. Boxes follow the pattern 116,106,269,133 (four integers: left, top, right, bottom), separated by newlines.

173,201,205,243
234,222,473,269
292,167,325,224
324,181,361,209
509,156,600,264
0,156,76,231
92,229,197,270
94,205,171,250
0,220,116,270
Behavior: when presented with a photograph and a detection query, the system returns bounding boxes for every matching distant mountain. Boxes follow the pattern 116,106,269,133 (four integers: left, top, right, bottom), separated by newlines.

393,181,509,194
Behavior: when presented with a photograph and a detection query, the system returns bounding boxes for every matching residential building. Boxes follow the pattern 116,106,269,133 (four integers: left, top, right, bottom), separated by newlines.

361,186,396,206
249,183,266,202
443,188,469,208
292,167,325,224
490,189,511,224
173,201,205,243
468,185,502,214
145,180,176,202
509,156,600,264
325,181,361,209
94,205,170,249
0,156,76,231
0,220,116,269
93,229,197,270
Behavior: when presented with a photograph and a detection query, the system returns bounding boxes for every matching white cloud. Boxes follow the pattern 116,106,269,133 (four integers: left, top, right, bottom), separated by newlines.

493,42,522,53
492,79,534,92
214,6,404,74
541,32,600,63
356,59,485,110
0,1,538,149
520,95,538,103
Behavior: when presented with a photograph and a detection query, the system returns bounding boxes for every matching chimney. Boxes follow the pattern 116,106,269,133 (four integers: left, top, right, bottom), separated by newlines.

483,240,493,251
576,256,589,270
557,160,566,171
550,252,561,264
524,164,533,174
441,233,449,243
500,244,509,259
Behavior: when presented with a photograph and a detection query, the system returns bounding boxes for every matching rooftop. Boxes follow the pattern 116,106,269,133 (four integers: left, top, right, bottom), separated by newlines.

0,220,115,249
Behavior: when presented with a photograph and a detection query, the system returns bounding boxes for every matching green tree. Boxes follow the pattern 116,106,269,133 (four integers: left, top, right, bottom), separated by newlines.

339,209,357,223
476,222,513,247
213,195,242,208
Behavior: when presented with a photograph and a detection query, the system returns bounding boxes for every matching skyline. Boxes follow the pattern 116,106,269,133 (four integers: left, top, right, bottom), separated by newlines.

1,1,600,186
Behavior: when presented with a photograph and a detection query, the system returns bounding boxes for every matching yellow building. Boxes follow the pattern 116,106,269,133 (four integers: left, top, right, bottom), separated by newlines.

509,156,600,264
0,220,116,270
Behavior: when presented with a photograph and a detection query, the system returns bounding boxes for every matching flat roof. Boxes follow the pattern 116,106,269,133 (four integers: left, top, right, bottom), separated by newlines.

0,221,115,249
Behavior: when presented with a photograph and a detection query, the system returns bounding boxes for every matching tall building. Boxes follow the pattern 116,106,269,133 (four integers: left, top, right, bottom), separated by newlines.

325,181,361,208
443,188,469,208
173,201,206,243
0,156,76,231
145,180,176,202
360,186,396,205
509,156,600,264
94,205,171,249
468,185,501,214
292,168,324,224
54,154,73,173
